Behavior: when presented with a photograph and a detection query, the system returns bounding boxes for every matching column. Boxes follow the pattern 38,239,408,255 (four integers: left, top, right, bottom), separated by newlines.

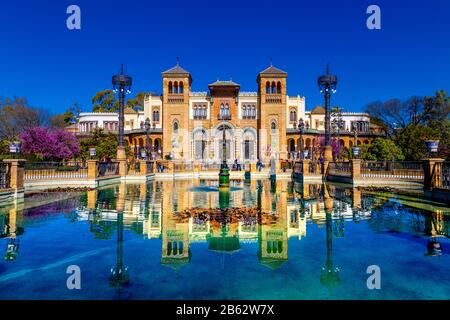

3,159,26,192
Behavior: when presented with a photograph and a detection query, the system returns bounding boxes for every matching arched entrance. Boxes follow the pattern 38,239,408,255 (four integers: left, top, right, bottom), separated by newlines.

242,128,257,161
193,128,208,160
215,123,235,162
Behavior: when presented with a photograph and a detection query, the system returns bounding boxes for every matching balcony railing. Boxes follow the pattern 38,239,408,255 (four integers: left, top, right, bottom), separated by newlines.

438,161,450,189
218,114,231,120
328,162,352,177
361,161,423,180
98,162,119,177
24,161,88,181
167,94,184,104
265,94,282,104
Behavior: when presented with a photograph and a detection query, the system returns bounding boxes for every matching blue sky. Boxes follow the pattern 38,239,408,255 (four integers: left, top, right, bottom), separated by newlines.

0,0,449,114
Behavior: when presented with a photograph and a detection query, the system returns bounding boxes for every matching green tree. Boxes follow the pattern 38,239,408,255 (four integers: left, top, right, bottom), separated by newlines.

50,102,82,128
91,90,149,113
395,124,435,161
370,138,404,161
126,92,148,111
92,89,118,112
366,90,449,159
79,128,130,160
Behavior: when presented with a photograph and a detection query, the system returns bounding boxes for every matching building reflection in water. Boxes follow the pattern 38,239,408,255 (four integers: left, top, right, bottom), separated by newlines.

68,179,450,278
0,201,24,261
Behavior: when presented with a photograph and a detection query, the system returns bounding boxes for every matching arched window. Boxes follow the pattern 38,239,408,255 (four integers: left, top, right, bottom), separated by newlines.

271,81,276,94
153,109,160,122
173,120,179,133
168,81,173,93
277,82,281,94
179,81,184,93
225,104,230,116
251,105,256,118
290,110,296,122
271,121,276,132
242,105,247,119
266,81,270,94
220,103,224,117
203,105,207,118
173,81,178,94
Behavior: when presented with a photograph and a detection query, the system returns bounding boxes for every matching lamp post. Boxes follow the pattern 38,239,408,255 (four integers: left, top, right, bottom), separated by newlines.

112,65,132,165
219,119,230,188
298,118,305,159
352,128,360,158
144,117,151,160
317,65,337,172
331,107,343,160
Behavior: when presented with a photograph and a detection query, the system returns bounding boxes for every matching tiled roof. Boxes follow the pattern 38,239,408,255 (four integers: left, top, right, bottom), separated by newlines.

162,63,190,75
208,79,240,87
310,106,325,114
259,64,287,75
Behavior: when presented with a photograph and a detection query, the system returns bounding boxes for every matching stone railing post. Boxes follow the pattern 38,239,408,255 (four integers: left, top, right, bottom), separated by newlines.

423,158,444,190
323,146,333,175
351,159,361,180
167,161,174,174
302,159,311,176
87,160,98,180
3,159,26,191
194,163,201,173
139,160,148,176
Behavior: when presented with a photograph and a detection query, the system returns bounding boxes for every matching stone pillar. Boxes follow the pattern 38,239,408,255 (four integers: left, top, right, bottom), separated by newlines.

139,160,147,176
117,146,128,177
423,158,444,191
87,189,97,210
323,146,333,175
302,183,310,198
302,159,311,176
3,159,26,191
167,161,174,173
275,160,281,174
323,184,334,214
139,182,147,201
116,182,126,212
351,159,361,179
87,160,98,180
352,187,361,209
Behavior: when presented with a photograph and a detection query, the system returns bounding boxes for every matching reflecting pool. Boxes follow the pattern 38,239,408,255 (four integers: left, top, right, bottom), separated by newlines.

0,179,449,300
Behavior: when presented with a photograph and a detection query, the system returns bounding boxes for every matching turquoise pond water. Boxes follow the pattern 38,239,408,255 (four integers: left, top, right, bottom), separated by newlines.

0,179,449,300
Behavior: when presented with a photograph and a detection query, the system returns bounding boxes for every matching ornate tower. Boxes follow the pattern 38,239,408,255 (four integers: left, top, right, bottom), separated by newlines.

162,60,192,160
257,62,288,162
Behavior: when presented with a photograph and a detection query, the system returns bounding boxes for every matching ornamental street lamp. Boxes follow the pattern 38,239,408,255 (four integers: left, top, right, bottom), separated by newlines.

112,65,132,161
219,119,230,188
318,65,337,173
331,107,343,160
317,65,337,146
144,117,151,160
352,127,360,158
298,118,305,159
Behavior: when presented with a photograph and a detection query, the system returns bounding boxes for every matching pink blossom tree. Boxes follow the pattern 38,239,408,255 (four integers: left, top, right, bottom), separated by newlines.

20,127,80,160
314,135,342,159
